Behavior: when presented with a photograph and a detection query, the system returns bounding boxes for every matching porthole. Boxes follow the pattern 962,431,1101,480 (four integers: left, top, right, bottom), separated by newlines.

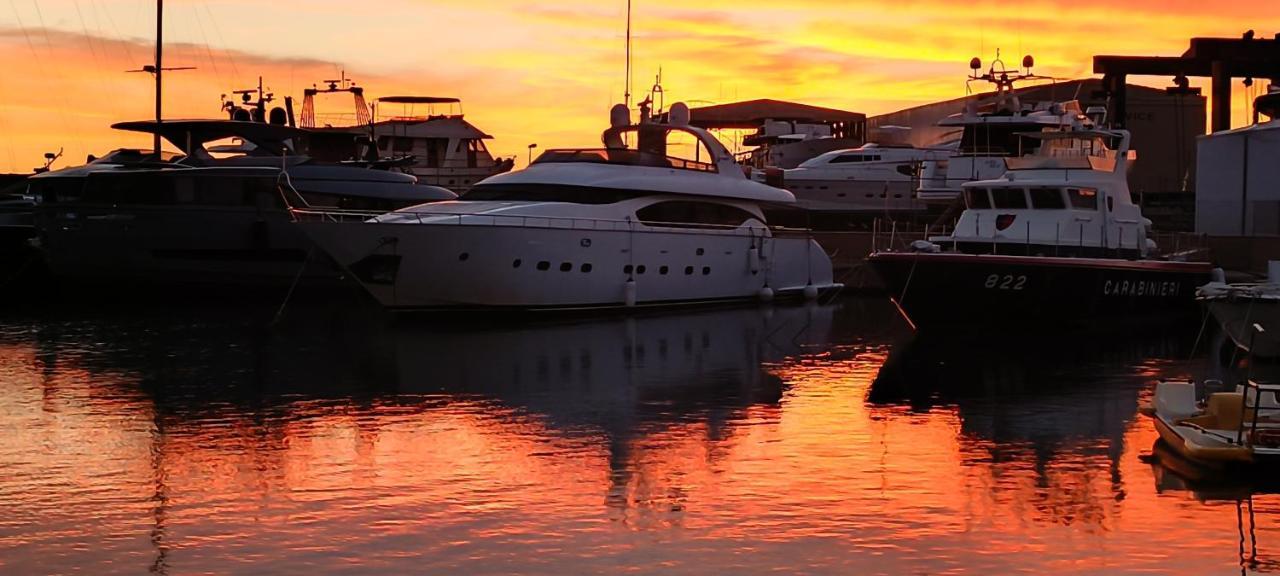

458,252,470,261
512,258,522,268
560,262,572,272
894,194,903,198
836,193,846,197
581,263,593,273
684,266,694,275
624,264,634,274
659,265,669,275
537,261,550,271
702,266,711,275
696,248,705,256
637,265,647,275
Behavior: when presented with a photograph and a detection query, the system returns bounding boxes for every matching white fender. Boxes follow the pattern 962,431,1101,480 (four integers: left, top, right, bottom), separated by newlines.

758,286,774,302
803,284,819,300
624,279,637,307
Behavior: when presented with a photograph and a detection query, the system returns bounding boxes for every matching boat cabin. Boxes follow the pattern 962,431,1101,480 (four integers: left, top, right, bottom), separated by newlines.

930,130,1153,258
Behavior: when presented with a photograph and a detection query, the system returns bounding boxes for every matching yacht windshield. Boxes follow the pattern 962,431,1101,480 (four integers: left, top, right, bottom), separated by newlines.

463,184,650,204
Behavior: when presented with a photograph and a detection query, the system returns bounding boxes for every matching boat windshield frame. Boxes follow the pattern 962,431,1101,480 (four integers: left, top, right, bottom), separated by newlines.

533,148,718,173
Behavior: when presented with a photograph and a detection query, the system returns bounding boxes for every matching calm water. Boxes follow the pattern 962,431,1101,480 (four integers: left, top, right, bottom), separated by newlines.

1,297,1277,575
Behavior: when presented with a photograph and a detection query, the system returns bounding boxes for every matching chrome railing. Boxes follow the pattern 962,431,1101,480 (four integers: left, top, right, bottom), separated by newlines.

289,206,814,239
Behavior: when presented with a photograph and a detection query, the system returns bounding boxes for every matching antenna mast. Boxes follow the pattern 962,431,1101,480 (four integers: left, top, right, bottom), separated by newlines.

624,0,632,107
154,0,163,156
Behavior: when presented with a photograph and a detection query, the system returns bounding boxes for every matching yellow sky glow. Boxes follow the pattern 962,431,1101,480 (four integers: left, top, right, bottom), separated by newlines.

0,1,1277,172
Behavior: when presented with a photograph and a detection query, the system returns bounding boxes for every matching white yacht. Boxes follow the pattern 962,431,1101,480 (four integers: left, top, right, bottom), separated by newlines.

916,55,1098,204
758,143,952,214
298,77,514,193
294,99,840,311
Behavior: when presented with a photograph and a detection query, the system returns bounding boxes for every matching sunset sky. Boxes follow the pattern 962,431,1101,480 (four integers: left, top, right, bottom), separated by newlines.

1,1,1277,173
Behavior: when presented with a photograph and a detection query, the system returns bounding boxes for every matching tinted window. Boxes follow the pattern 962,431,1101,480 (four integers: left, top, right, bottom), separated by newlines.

959,124,1043,156
31,178,86,203
830,155,864,164
1029,187,1066,209
1067,187,1097,210
990,188,1027,209
635,201,759,228
464,184,647,204
964,188,990,209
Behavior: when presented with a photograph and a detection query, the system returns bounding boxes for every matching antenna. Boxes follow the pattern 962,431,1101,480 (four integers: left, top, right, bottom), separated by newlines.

124,0,195,156
624,0,633,107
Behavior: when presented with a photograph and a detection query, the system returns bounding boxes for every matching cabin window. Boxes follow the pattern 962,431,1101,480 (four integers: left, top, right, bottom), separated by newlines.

393,137,414,153
964,188,991,209
635,201,758,229
33,178,86,203
1029,187,1066,209
990,188,1028,209
830,155,864,164
464,183,648,204
1067,188,1098,210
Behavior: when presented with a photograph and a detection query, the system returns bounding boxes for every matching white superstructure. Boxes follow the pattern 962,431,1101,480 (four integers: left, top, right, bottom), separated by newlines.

759,143,952,213
916,54,1098,204
928,129,1149,257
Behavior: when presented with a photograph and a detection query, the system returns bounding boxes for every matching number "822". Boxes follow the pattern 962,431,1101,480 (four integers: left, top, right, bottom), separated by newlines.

984,274,1027,290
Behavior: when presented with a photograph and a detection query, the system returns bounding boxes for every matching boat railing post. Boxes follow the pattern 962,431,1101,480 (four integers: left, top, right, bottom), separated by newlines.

890,220,897,251
1025,219,1031,256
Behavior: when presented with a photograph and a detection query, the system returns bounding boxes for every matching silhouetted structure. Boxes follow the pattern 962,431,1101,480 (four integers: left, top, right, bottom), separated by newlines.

1095,33,1280,133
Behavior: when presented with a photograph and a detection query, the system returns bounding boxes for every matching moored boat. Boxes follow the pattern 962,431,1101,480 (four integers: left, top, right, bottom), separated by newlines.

292,95,840,311
868,128,1211,330
1143,378,1280,466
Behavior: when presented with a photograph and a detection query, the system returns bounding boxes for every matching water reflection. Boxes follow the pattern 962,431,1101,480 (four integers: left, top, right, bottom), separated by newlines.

1,299,1277,574
1148,442,1280,574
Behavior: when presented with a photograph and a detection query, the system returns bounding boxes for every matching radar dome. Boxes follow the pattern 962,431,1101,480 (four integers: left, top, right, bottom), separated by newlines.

669,102,690,126
610,104,630,128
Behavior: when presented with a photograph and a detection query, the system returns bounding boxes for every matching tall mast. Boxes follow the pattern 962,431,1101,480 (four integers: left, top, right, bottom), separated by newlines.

624,0,631,107
154,0,163,156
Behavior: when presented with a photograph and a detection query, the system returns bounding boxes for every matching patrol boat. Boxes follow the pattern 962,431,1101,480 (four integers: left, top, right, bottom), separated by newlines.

868,128,1210,330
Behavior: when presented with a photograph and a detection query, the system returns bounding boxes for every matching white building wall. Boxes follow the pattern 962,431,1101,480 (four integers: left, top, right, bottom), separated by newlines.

1196,123,1280,236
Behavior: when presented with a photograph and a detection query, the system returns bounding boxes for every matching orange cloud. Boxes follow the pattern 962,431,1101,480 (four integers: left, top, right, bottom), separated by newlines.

1,1,1278,173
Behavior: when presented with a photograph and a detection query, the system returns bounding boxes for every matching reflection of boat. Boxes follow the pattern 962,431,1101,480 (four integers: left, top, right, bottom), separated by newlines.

1146,441,1280,574
1144,379,1280,466
32,120,455,286
869,328,1186,439
294,89,839,311
869,128,1211,330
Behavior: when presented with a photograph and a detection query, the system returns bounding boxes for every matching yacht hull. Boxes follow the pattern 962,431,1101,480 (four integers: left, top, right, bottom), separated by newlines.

1205,298,1280,358
868,252,1211,330
297,219,839,311
38,205,342,286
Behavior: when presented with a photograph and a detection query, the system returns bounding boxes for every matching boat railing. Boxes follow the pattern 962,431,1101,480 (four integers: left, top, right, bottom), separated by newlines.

1239,379,1280,450
290,206,812,238
870,214,1207,259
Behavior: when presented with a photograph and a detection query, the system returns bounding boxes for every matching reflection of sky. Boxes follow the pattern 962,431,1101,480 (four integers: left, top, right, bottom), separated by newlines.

0,1,1277,171
1,302,1278,573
